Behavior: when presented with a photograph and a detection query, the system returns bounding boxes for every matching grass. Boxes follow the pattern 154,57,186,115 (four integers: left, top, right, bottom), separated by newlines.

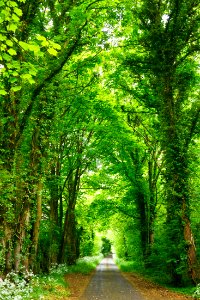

68,255,102,275
116,258,198,299
115,258,145,273
29,255,102,299
25,269,70,300
169,286,197,298
0,256,102,300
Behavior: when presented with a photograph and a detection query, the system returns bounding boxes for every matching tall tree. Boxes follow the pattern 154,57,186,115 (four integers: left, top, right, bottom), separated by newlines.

119,0,200,284
0,0,118,273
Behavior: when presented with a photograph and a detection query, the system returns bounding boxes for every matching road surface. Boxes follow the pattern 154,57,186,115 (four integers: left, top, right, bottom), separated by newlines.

80,256,145,300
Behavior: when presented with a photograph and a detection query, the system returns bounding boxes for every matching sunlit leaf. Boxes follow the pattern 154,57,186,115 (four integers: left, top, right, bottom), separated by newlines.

6,39,13,47
14,7,22,16
7,23,17,32
8,48,17,56
11,85,22,91
47,48,58,56
0,89,7,95
19,41,30,51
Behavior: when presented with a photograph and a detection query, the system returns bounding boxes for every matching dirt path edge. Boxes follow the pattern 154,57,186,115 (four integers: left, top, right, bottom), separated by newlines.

122,272,194,300
64,272,94,300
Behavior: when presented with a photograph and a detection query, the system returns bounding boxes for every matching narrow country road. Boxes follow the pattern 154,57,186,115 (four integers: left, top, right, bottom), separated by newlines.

80,256,145,300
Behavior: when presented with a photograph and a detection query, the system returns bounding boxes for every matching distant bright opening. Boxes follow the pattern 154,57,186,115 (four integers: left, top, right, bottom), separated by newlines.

162,14,170,25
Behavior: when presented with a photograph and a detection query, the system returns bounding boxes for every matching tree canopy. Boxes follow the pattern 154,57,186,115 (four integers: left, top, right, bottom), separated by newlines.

0,0,199,287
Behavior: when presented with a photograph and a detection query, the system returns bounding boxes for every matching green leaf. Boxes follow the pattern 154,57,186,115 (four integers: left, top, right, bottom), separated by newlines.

21,73,32,80
0,34,6,41
41,40,49,47
0,90,7,95
19,41,30,51
12,13,20,22
14,7,22,16
21,73,35,84
28,78,35,84
47,48,58,56
9,77,17,83
7,1,18,7
0,44,6,51
6,39,13,47
50,41,61,50
11,86,21,92
7,23,17,32
8,48,17,56
12,71,19,76
36,35,47,41
29,44,40,54
2,53,12,61
6,63,14,69
29,68,37,76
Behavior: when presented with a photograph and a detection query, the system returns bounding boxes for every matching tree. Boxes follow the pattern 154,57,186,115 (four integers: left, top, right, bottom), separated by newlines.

0,0,199,288
118,0,200,284
0,0,119,273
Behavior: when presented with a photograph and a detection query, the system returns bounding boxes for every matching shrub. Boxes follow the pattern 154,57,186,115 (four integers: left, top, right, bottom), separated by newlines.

193,284,200,299
0,270,35,300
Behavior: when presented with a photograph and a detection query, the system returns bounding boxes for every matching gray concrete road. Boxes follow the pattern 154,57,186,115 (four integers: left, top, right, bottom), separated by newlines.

80,256,145,300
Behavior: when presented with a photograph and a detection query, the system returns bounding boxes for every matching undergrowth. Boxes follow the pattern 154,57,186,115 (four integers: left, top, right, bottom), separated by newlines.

68,255,102,274
116,258,198,299
0,255,102,300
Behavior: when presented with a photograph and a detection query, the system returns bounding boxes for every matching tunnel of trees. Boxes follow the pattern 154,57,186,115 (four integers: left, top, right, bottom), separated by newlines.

0,0,200,287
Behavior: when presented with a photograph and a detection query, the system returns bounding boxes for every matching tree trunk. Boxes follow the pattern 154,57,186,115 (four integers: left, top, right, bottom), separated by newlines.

3,225,13,273
131,150,153,263
161,76,197,284
59,167,80,264
48,164,60,265
14,200,30,272
147,159,156,257
30,181,43,271
135,188,149,260
60,208,77,265
182,201,197,284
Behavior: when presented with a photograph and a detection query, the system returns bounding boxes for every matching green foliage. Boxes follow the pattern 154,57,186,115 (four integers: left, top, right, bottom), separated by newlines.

0,0,199,291
79,231,95,257
194,284,200,299
0,256,101,299
0,270,36,300
0,0,62,93
68,256,102,275
116,258,144,274
0,167,15,223
110,212,143,261
116,258,196,298
101,237,111,257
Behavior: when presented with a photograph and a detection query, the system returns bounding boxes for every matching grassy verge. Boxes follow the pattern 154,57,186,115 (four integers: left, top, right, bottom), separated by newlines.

67,255,102,275
116,258,198,299
0,255,102,300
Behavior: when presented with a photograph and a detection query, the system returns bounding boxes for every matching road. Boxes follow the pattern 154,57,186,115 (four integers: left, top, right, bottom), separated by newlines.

80,256,145,300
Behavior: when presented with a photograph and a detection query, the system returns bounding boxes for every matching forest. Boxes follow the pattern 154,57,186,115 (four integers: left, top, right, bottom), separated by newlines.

0,0,200,294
